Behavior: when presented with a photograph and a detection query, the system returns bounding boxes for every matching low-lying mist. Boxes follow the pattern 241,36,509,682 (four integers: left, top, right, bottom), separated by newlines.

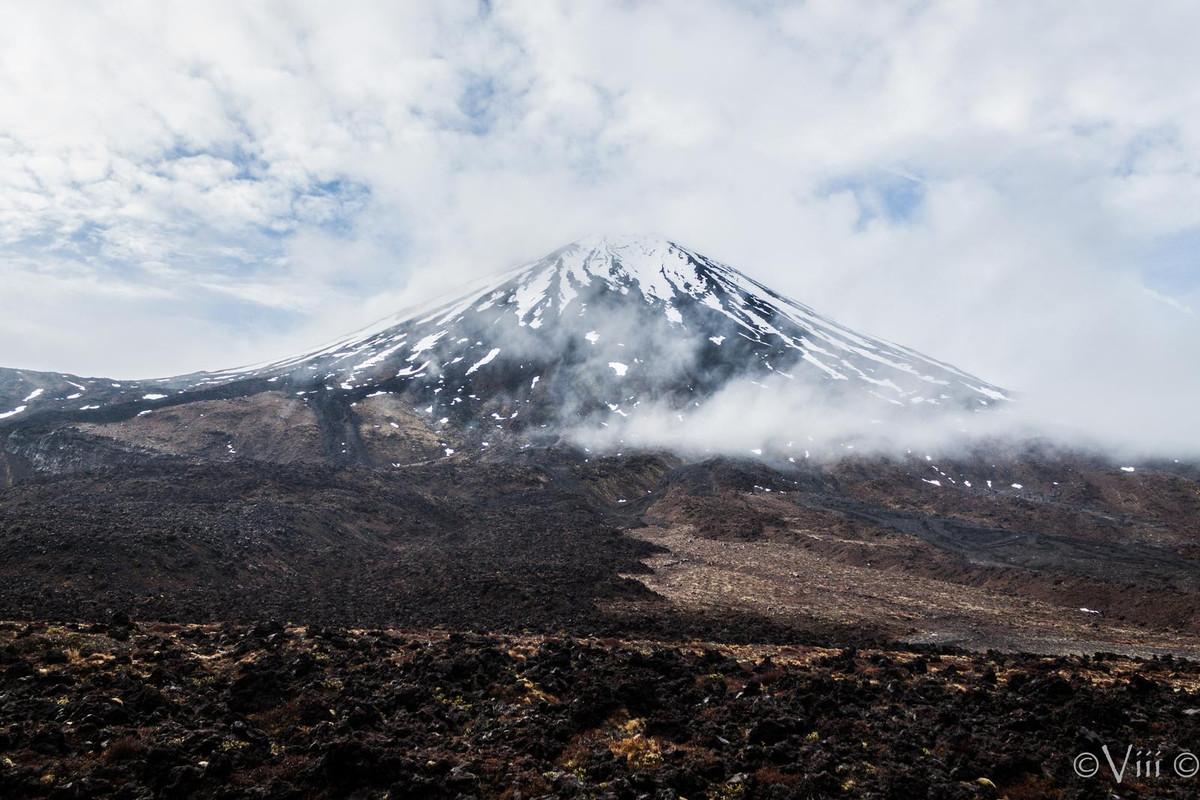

564,370,1199,467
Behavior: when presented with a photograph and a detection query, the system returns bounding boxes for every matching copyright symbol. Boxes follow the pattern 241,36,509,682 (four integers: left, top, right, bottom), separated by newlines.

1074,752,1099,778
1175,751,1199,778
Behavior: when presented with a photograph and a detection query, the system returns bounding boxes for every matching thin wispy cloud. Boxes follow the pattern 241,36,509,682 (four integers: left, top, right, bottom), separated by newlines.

1,1,1197,450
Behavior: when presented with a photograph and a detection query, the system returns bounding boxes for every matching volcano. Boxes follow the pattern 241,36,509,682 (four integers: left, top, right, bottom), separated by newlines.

0,233,1198,732
0,235,1008,470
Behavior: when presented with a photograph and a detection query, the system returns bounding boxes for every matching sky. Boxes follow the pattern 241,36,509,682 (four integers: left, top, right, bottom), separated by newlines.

1,1,1198,452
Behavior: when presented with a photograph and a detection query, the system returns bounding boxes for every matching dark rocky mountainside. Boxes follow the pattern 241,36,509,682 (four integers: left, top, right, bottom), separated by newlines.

1,446,1198,660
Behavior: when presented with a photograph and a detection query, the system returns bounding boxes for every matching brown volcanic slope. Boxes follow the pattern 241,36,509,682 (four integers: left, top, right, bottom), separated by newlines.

629,452,1200,656
0,441,1197,658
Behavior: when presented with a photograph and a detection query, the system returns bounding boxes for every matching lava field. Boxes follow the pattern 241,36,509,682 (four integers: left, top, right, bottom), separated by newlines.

4,620,1200,799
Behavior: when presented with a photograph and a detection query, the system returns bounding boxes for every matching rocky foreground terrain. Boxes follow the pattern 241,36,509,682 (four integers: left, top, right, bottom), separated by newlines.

0,449,1198,797
4,620,1200,800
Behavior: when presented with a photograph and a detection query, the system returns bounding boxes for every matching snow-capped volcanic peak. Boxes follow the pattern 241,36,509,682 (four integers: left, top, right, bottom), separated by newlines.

187,235,1009,413
1,235,1005,430
511,234,705,326
183,235,1001,421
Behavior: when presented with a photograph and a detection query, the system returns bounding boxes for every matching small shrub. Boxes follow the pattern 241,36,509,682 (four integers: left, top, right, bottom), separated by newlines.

103,735,142,763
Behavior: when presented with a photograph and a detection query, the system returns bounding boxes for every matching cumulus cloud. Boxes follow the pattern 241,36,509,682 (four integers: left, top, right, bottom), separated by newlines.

0,1,1198,450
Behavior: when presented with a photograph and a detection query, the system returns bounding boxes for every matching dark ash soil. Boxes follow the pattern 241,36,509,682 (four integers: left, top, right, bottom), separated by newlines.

0,460,663,635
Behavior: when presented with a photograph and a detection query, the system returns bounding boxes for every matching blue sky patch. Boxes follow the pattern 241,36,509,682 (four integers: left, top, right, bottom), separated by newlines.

820,170,926,230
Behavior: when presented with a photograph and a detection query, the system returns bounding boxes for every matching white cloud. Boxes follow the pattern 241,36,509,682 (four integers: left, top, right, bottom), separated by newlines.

1,1,1198,451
